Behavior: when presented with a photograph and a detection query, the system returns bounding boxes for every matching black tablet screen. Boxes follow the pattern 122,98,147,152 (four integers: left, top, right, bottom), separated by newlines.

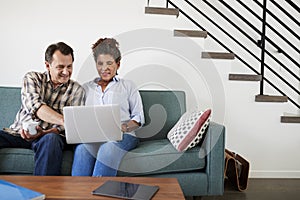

92,180,159,200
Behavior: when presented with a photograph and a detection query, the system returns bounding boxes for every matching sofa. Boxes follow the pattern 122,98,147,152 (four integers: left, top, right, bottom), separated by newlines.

0,86,225,197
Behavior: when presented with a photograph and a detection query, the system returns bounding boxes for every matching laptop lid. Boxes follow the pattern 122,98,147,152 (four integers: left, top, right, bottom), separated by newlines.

63,104,122,144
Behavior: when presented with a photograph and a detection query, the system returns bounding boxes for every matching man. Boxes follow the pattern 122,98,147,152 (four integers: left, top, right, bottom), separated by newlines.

0,42,85,175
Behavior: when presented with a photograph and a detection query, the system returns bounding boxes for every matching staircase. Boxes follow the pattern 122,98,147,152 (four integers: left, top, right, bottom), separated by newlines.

201,52,235,60
145,6,179,17
229,74,262,82
173,29,207,38
144,0,300,123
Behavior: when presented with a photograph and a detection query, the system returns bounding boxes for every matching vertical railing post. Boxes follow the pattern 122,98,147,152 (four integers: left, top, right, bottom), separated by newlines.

260,0,268,95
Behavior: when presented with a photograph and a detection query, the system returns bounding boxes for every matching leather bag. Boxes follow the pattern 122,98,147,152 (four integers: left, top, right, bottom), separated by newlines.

224,149,250,191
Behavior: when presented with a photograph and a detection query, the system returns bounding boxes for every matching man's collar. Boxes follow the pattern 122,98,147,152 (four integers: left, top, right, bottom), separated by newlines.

46,71,51,82
46,71,69,88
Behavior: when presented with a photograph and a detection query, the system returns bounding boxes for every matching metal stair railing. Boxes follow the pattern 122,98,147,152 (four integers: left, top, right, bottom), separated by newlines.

165,0,300,109
217,0,299,69
253,0,300,41
202,0,300,93
236,0,299,55
285,0,300,13
260,0,268,96
270,0,300,28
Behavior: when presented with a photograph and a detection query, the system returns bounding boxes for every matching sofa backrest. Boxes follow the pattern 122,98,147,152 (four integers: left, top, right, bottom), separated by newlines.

0,87,186,141
0,86,22,129
136,90,186,141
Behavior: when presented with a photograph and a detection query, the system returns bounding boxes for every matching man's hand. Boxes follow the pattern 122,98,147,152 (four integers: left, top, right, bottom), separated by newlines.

20,126,44,141
20,126,60,141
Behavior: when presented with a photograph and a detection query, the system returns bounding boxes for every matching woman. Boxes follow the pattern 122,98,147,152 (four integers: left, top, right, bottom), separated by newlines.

72,38,144,176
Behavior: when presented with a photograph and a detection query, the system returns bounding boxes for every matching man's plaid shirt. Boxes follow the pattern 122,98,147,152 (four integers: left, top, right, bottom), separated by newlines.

7,71,85,135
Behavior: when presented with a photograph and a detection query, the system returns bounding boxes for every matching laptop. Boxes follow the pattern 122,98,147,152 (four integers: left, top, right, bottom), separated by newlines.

63,104,122,144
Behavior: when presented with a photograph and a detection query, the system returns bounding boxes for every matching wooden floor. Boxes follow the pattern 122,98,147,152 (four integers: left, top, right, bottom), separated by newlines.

188,178,300,200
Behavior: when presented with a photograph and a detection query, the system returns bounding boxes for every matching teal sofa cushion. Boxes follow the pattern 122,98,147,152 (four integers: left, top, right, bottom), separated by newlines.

0,148,34,174
0,86,21,130
118,139,205,176
0,148,73,175
136,90,186,141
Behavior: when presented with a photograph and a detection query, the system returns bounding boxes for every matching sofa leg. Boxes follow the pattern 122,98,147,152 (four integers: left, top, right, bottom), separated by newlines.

185,196,202,200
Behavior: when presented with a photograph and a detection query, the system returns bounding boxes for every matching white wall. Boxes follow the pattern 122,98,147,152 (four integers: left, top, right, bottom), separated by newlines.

0,0,299,178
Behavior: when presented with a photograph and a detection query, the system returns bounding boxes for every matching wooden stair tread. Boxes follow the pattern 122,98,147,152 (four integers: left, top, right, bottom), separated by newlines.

255,94,288,102
281,116,300,123
229,74,262,81
145,7,179,17
202,52,235,59
174,29,208,38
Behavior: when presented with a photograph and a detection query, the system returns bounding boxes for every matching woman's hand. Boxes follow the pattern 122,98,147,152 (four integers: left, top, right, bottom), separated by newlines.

121,120,140,133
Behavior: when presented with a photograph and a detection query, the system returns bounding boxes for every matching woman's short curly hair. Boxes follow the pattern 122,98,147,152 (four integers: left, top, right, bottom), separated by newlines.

92,38,121,63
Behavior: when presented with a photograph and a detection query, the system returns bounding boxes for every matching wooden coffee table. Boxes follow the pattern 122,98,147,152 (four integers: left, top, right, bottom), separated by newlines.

0,176,185,199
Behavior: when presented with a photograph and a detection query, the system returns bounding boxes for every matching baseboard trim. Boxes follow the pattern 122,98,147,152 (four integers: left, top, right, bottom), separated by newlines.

250,170,300,178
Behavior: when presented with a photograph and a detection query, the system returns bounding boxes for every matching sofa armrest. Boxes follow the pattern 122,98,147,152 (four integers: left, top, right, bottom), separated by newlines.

202,122,225,195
